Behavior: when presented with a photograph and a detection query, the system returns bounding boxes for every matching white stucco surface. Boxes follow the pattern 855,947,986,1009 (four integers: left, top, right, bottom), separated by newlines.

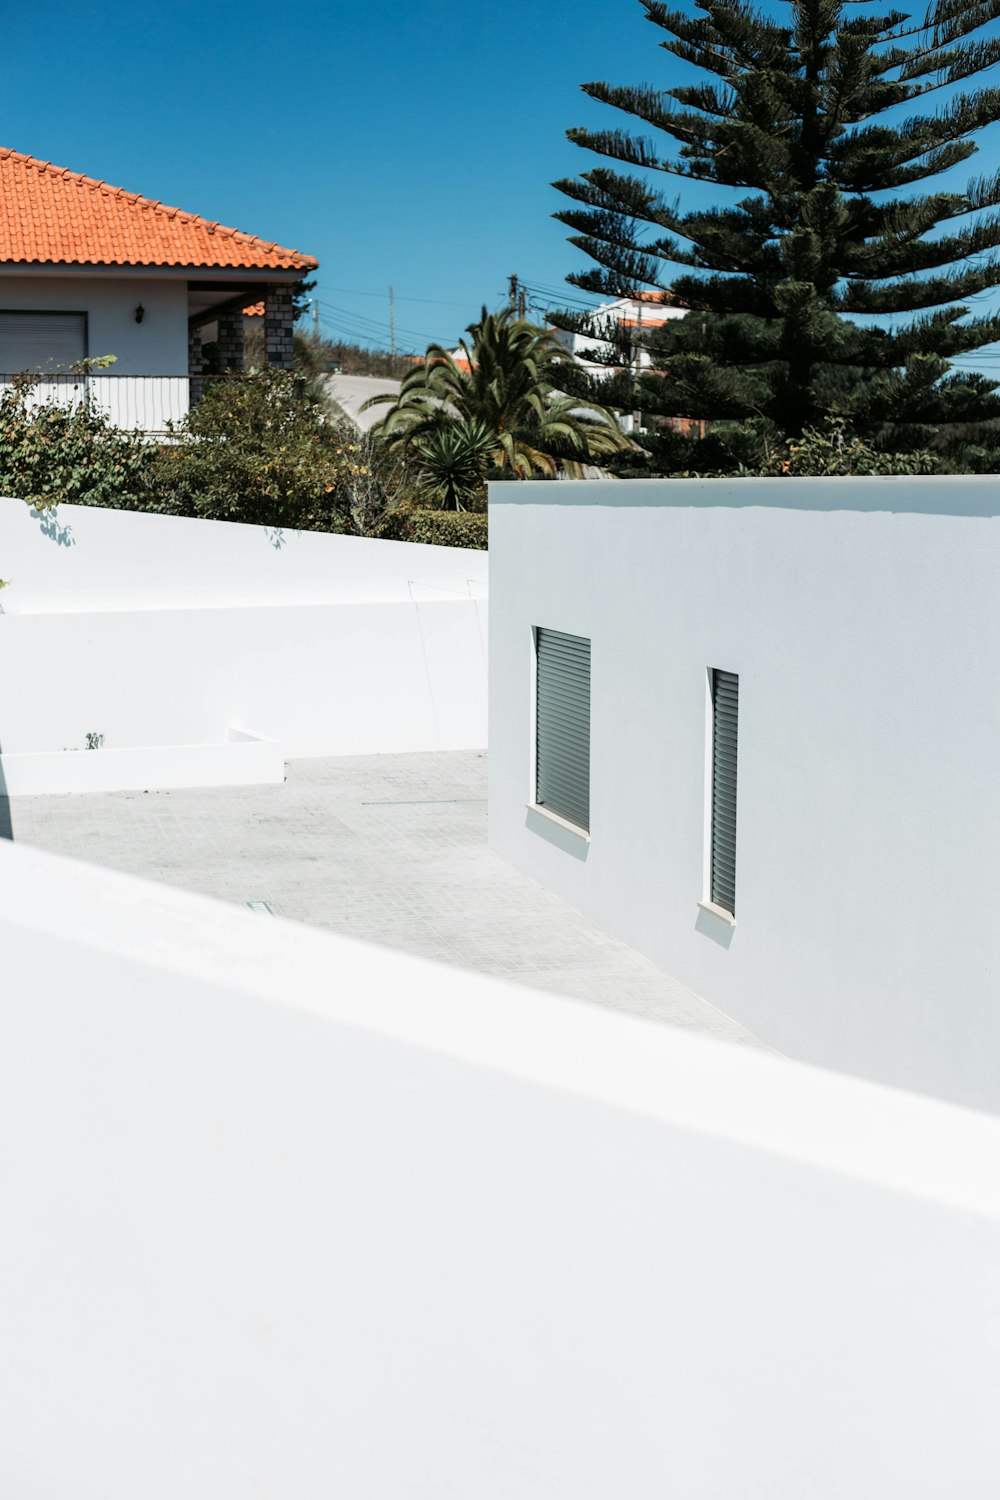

488,476,1000,1112
0,496,487,611
2,833,999,1499
0,501,487,780
0,726,282,795
0,273,189,375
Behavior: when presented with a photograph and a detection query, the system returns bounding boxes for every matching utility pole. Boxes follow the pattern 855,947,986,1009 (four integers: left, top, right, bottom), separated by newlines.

312,298,319,340
508,274,527,319
633,295,643,434
389,285,396,359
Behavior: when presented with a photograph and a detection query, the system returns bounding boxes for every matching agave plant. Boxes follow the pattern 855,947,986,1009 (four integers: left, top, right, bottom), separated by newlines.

409,418,496,511
365,307,627,488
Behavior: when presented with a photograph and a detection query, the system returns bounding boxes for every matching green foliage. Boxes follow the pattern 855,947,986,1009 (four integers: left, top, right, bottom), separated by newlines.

408,419,495,511
0,376,157,510
366,307,629,498
293,329,418,381
0,369,488,551
158,370,353,530
736,420,938,477
554,0,1000,471
386,504,488,549
333,427,411,537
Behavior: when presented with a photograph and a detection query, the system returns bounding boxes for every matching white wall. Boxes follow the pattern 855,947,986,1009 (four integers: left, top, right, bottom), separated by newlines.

0,496,488,611
2,833,999,1500
0,727,283,796
488,477,1000,1113
0,501,488,770
0,273,189,375
0,599,487,757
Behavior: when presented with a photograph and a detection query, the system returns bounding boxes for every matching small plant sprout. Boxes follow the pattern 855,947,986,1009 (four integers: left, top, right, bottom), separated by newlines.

84,731,105,751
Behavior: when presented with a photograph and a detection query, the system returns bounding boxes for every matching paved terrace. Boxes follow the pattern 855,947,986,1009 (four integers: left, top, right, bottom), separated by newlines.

1,750,762,1046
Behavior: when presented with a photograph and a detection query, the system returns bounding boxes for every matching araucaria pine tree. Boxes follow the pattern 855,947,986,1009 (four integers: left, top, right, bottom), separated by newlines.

553,0,1000,471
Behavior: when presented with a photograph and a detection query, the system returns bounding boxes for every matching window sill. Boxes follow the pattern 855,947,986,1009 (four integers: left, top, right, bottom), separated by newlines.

526,803,591,843
698,899,736,928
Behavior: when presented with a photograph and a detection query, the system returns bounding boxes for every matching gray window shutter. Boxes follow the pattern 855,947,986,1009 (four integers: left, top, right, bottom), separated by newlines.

536,627,590,832
711,669,738,915
0,312,86,372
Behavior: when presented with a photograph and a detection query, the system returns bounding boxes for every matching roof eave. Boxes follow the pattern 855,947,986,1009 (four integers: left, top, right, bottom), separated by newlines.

0,261,317,279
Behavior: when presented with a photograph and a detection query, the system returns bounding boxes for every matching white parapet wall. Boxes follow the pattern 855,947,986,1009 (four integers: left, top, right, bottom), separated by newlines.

0,499,488,788
488,476,1000,1114
1,833,999,1499
0,726,283,795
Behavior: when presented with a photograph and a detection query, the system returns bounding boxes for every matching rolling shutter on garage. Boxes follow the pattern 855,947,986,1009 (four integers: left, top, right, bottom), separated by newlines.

536,627,591,832
0,312,86,372
710,669,739,915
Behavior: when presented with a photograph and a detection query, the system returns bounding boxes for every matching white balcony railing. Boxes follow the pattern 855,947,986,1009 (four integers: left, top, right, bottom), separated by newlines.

0,373,197,435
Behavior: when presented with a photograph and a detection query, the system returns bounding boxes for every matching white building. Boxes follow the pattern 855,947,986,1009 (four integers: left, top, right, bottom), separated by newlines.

0,147,315,432
550,291,686,434
3,482,1000,1495
552,290,685,375
487,475,1000,1114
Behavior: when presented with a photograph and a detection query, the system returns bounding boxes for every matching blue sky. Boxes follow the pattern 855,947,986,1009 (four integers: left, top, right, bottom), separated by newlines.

4,0,1000,364
2,0,668,350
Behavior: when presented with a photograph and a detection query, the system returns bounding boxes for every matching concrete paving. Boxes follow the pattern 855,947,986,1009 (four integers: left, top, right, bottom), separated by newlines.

2,750,764,1046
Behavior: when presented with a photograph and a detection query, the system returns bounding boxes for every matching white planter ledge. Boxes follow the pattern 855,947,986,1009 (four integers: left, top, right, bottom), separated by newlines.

0,726,283,796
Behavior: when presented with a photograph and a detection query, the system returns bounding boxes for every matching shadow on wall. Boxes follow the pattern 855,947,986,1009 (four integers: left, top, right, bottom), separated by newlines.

0,754,11,839
31,504,76,547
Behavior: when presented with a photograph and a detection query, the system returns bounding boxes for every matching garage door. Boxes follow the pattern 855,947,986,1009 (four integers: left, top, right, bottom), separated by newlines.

0,312,86,373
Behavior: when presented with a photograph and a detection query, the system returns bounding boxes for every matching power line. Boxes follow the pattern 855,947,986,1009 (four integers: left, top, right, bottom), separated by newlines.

317,284,477,310
317,298,450,341
315,300,452,347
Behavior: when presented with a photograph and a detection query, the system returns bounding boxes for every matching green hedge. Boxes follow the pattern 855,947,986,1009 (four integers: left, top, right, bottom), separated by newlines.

388,508,488,550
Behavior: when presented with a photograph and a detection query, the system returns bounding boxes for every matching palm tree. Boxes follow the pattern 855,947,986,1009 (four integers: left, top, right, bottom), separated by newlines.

365,308,627,491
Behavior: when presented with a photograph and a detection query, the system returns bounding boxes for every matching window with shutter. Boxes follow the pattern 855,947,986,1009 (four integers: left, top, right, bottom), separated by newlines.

710,669,738,915
535,627,591,833
0,312,86,372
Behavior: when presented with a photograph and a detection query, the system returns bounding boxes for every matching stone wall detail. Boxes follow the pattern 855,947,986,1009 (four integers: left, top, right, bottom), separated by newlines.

264,286,296,368
215,308,245,372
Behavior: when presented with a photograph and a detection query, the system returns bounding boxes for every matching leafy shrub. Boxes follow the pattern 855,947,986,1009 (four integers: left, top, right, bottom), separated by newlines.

157,369,353,530
386,505,488,549
0,376,157,510
736,419,936,478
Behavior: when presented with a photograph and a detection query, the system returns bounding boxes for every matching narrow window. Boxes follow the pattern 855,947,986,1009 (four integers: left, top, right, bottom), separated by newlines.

710,669,738,915
535,627,591,833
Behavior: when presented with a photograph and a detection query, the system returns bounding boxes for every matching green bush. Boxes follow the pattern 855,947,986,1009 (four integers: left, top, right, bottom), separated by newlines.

157,369,353,531
0,376,157,510
386,505,488,549
0,371,488,546
739,419,936,478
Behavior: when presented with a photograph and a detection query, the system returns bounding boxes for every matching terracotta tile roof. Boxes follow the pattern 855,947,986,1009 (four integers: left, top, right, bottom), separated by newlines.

0,148,318,271
243,301,265,316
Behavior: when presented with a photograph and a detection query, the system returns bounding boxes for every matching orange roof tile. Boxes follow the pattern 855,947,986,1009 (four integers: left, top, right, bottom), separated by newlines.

0,148,317,271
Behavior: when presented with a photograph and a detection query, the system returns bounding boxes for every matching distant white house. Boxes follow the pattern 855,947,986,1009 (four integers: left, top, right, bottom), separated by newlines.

0,147,316,432
551,290,685,373
488,474,1000,1115
549,291,686,434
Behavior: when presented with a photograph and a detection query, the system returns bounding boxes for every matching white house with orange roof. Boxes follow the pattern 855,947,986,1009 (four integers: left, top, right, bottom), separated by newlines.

554,290,684,369
551,290,686,433
0,148,317,432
